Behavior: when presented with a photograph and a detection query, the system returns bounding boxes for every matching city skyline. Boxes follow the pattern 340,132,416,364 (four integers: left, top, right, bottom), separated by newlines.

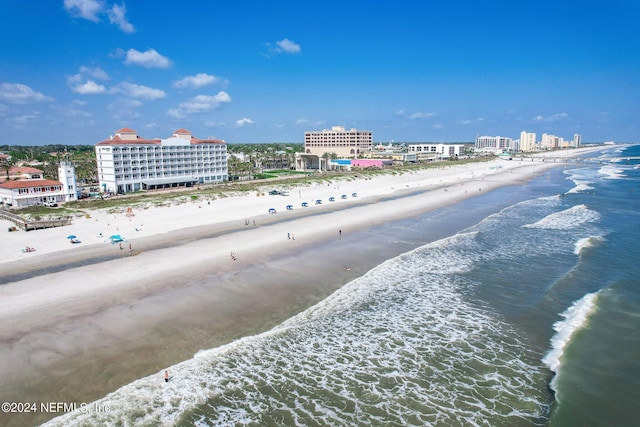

1,0,638,146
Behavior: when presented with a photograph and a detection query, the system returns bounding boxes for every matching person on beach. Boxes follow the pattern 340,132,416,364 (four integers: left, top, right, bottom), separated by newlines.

164,370,169,382
338,229,342,240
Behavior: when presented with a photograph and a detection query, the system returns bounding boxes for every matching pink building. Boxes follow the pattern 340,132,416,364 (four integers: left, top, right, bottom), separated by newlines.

351,159,391,168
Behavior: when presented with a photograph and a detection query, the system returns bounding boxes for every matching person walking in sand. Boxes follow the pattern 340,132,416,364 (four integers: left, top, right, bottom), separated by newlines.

164,370,169,382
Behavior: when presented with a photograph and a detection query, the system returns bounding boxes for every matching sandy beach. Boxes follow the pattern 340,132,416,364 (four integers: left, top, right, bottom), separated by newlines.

0,148,604,426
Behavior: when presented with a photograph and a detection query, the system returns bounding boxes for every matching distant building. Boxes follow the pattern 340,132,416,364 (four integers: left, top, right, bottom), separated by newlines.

475,136,513,153
573,133,582,147
541,133,565,150
519,131,537,152
407,143,465,161
304,126,373,158
95,128,227,194
1,166,44,182
297,125,373,171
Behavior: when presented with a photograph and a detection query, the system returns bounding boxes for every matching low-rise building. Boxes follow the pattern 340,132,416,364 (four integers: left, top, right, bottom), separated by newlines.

407,143,466,161
0,161,77,207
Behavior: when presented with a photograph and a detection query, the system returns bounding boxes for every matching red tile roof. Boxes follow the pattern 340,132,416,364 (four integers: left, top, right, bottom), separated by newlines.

9,166,43,174
96,129,225,146
0,179,62,189
116,127,137,133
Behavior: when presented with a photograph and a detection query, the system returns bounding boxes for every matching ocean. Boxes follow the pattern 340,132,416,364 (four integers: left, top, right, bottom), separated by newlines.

44,145,640,427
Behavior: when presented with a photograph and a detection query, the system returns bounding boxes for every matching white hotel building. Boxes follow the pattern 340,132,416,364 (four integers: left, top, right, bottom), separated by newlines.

95,128,227,194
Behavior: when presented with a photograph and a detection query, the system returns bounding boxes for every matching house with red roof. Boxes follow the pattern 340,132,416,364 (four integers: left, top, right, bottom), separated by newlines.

1,166,44,182
95,128,227,194
0,161,78,208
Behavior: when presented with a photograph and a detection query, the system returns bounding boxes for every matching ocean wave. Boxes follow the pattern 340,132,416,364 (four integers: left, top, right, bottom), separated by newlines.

598,165,626,180
522,204,600,230
542,291,600,392
43,229,550,427
573,235,605,255
565,183,594,194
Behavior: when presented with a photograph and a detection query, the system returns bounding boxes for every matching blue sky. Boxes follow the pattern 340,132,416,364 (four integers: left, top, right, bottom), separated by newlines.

1,0,638,145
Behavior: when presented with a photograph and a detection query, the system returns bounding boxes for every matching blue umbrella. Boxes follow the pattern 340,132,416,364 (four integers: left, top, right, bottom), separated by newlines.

67,235,77,239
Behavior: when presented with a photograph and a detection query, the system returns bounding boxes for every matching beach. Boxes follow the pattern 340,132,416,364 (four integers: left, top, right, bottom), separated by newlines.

0,148,605,426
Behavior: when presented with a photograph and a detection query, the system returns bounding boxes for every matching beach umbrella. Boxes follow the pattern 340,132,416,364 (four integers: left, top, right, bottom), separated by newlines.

67,235,77,239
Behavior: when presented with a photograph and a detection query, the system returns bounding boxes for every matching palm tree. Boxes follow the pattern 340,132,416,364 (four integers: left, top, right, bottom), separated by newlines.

0,156,14,180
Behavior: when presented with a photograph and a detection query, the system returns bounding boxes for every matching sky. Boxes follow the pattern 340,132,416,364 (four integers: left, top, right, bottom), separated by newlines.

0,0,639,145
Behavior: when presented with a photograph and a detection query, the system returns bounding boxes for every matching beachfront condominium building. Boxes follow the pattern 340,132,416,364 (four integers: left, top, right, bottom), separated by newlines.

520,131,537,152
474,136,513,153
573,133,582,147
95,128,227,194
304,126,373,158
541,133,565,150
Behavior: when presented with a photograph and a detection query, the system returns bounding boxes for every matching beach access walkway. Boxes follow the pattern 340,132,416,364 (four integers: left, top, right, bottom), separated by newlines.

0,209,72,232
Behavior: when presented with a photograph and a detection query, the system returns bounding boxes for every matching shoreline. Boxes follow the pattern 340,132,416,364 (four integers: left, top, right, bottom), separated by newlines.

0,148,605,426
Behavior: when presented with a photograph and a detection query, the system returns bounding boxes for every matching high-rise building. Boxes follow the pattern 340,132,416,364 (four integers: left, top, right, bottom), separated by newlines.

95,128,227,194
573,134,582,147
519,131,537,152
304,126,373,158
541,133,564,149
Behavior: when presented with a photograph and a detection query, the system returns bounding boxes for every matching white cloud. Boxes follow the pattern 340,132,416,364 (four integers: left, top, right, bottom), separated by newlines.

166,109,186,119
295,119,325,127
71,80,107,95
79,66,109,80
409,112,437,120
179,92,231,113
547,112,568,122
276,38,301,54
54,103,93,118
108,99,142,120
11,114,39,126
204,120,225,128
114,82,166,100
124,48,171,69
266,38,301,56
108,3,135,33
0,83,52,104
395,110,405,117
107,3,136,34
63,0,103,22
532,113,568,122
174,73,225,89
67,72,107,95
236,118,255,126
64,0,135,33
460,117,484,125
